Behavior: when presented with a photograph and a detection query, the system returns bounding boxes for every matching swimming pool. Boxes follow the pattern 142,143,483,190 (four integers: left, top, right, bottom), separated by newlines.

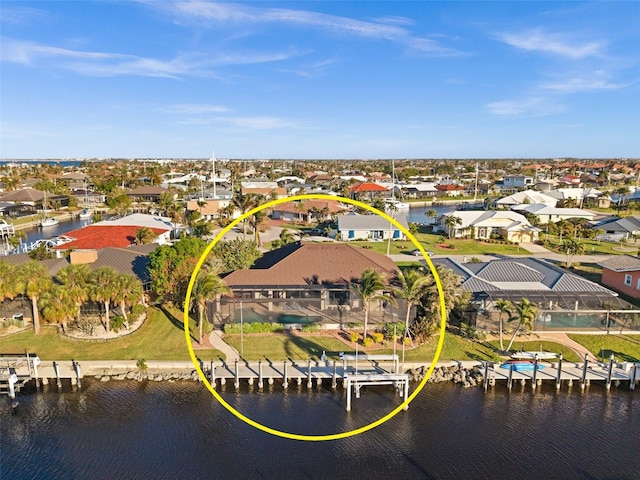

234,308,321,325
536,312,606,329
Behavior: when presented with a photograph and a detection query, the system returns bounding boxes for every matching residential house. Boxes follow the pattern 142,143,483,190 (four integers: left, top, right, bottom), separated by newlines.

590,216,640,242
240,181,287,199
403,182,439,199
440,210,539,243
511,204,596,225
52,213,174,251
271,200,348,224
598,255,640,300
435,184,465,197
495,189,558,208
126,186,170,203
337,212,409,241
502,174,534,189
349,182,390,201
220,242,401,326
186,198,234,221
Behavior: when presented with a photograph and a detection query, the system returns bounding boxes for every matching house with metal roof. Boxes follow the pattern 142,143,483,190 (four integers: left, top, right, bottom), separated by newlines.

432,257,632,331
337,212,409,241
590,216,640,242
495,189,558,207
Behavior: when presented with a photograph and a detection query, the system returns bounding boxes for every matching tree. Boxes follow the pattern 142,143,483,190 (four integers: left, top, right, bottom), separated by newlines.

595,228,605,245
39,285,76,332
16,261,52,335
426,209,438,225
555,219,572,245
56,264,90,324
393,268,431,347
0,260,17,315
191,271,231,344
494,298,513,352
212,238,262,272
249,209,269,247
351,268,395,339
192,220,213,238
135,227,158,245
562,237,585,268
89,266,120,333
271,228,297,250
444,215,462,238
114,274,143,322
232,193,259,239
505,297,539,352
148,237,207,304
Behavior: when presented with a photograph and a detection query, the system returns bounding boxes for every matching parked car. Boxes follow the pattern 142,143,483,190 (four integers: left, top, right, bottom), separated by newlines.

410,249,433,257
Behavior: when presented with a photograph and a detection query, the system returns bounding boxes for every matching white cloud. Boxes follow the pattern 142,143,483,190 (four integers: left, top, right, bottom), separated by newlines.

152,1,462,56
221,116,297,130
498,28,604,59
1,38,303,78
164,104,232,114
486,97,565,117
539,71,629,93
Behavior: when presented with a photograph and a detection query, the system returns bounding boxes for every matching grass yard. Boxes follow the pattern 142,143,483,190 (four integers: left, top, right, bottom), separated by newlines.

541,234,640,256
350,232,528,257
488,340,582,362
0,306,222,361
224,331,504,363
568,334,640,362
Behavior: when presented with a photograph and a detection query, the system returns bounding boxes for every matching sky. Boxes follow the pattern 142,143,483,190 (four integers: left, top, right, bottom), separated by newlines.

1,1,639,160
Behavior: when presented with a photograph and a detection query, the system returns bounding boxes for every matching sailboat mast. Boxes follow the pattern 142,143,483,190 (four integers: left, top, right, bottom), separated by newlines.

212,150,217,199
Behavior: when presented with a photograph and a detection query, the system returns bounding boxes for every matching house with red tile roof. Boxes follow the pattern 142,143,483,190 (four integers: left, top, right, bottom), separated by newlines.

219,243,403,327
52,213,173,251
349,182,390,201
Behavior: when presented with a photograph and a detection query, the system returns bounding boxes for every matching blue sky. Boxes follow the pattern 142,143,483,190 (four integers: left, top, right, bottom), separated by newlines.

1,1,638,159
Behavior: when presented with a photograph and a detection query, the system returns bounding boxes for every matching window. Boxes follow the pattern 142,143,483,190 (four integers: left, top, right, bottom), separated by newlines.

624,274,632,286
636,278,640,290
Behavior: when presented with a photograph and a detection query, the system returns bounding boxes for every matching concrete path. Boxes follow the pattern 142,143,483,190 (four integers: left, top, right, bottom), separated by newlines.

536,332,593,359
208,330,239,362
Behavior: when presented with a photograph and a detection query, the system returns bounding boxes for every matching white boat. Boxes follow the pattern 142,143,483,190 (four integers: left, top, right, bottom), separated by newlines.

40,217,59,228
511,351,558,360
79,209,93,219
384,198,410,210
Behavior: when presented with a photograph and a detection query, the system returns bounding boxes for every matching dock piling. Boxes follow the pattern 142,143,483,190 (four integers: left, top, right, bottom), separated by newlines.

507,362,514,391
606,354,614,390
234,359,239,389
483,362,489,391
210,361,215,388
307,360,312,389
331,360,337,389
556,354,563,390
532,355,538,390
283,361,288,389
630,364,637,391
73,360,81,389
53,361,62,389
581,354,589,390
258,361,263,389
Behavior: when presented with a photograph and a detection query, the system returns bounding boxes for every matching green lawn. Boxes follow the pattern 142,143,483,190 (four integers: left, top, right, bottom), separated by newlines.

488,340,581,362
349,232,528,256
568,334,640,362
541,234,639,256
0,306,222,361
224,331,503,362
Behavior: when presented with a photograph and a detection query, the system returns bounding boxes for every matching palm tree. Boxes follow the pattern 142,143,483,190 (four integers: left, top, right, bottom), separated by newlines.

444,215,462,238
0,260,17,315
562,237,585,268
556,219,572,245
249,209,269,247
114,274,143,322
232,194,259,239
426,209,438,225
191,271,231,344
351,268,395,339
279,228,296,245
393,268,431,346
39,285,76,332
89,266,120,333
505,297,539,352
56,264,90,324
494,298,513,351
16,261,52,335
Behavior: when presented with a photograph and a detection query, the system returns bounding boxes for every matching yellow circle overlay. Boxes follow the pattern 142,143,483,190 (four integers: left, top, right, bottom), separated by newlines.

183,193,447,441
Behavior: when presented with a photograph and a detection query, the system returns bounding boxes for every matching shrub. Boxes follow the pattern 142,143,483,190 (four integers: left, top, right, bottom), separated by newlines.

301,324,319,333
223,322,285,334
382,322,405,340
362,337,373,348
131,304,146,319
110,316,125,332
349,331,360,343
372,332,384,343
136,358,148,371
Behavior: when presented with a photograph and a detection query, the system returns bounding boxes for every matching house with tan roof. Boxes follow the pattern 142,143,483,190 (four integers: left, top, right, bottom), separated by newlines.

220,243,402,327
271,200,348,224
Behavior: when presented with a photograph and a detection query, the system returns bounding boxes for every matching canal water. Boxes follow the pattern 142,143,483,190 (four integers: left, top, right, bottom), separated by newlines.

1,379,637,479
